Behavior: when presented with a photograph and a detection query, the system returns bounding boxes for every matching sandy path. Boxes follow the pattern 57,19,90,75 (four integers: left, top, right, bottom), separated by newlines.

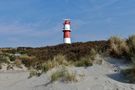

0,57,135,90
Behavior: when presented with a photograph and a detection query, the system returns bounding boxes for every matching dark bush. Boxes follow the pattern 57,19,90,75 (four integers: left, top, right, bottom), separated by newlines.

26,41,108,63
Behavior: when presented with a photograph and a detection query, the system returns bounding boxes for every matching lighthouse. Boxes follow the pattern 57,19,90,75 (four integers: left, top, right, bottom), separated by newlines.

63,19,71,44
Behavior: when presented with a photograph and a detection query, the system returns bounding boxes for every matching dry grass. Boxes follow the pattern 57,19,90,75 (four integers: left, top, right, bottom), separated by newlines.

127,35,135,50
50,66,78,82
28,54,71,78
108,36,129,58
75,48,97,67
28,67,41,78
28,54,95,79
41,54,70,73
75,56,92,67
127,35,135,62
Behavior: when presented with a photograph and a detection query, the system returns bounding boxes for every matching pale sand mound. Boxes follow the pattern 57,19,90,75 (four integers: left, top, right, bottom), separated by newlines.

0,57,135,90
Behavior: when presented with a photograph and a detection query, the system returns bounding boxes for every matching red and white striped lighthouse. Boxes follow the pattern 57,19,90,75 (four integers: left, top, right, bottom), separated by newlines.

63,19,71,44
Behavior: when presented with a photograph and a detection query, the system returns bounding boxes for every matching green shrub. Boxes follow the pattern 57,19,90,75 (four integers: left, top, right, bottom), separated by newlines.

108,36,129,58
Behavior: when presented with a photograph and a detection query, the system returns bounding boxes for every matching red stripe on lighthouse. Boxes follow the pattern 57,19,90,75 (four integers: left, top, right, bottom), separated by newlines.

63,30,71,38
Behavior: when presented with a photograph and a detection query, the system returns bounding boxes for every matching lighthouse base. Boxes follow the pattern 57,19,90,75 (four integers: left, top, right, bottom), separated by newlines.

64,38,71,44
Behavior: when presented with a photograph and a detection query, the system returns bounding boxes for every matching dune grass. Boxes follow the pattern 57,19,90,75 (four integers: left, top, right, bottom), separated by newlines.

127,35,135,62
41,54,69,73
50,66,78,83
108,36,129,58
28,53,97,79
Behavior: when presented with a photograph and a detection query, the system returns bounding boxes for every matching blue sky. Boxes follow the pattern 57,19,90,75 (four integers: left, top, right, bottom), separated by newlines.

0,0,135,47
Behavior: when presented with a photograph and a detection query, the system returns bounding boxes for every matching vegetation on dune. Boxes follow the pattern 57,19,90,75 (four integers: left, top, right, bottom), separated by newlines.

127,35,135,63
1,35,135,83
108,35,135,61
75,48,97,67
39,54,69,73
50,66,78,83
28,52,96,79
18,54,36,67
107,35,135,83
27,41,108,62
108,36,129,58
0,51,35,70
0,55,10,64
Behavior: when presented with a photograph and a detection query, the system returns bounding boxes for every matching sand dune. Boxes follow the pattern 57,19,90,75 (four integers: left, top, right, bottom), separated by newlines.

0,57,135,90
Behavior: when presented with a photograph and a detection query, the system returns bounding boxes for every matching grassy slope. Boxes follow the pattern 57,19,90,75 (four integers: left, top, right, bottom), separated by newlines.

26,41,108,61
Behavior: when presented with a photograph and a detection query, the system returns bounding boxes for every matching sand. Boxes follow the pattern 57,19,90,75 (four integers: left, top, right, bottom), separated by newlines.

0,57,135,90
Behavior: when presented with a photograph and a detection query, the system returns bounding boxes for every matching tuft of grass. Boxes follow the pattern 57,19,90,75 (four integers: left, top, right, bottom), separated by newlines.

89,48,97,60
51,70,62,82
63,70,77,82
41,54,70,73
75,57,92,67
50,67,78,82
127,35,135,62
75,48,97,67
28,67,41,78
108,36,129,58
53,54,69,66
41,60,54,73
127,35,135,51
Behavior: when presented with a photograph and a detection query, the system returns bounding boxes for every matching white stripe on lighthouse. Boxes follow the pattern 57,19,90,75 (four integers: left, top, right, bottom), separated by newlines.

64,38,71,44
64,24,70,30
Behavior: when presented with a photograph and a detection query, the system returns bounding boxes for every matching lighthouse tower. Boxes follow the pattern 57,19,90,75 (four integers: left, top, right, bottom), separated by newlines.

63,19,71,44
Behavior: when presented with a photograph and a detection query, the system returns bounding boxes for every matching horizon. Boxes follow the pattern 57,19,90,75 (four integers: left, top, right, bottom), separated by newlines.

0,0,135,47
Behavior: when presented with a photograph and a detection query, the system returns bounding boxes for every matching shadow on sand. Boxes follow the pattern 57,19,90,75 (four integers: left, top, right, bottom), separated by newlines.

107,72,131,84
